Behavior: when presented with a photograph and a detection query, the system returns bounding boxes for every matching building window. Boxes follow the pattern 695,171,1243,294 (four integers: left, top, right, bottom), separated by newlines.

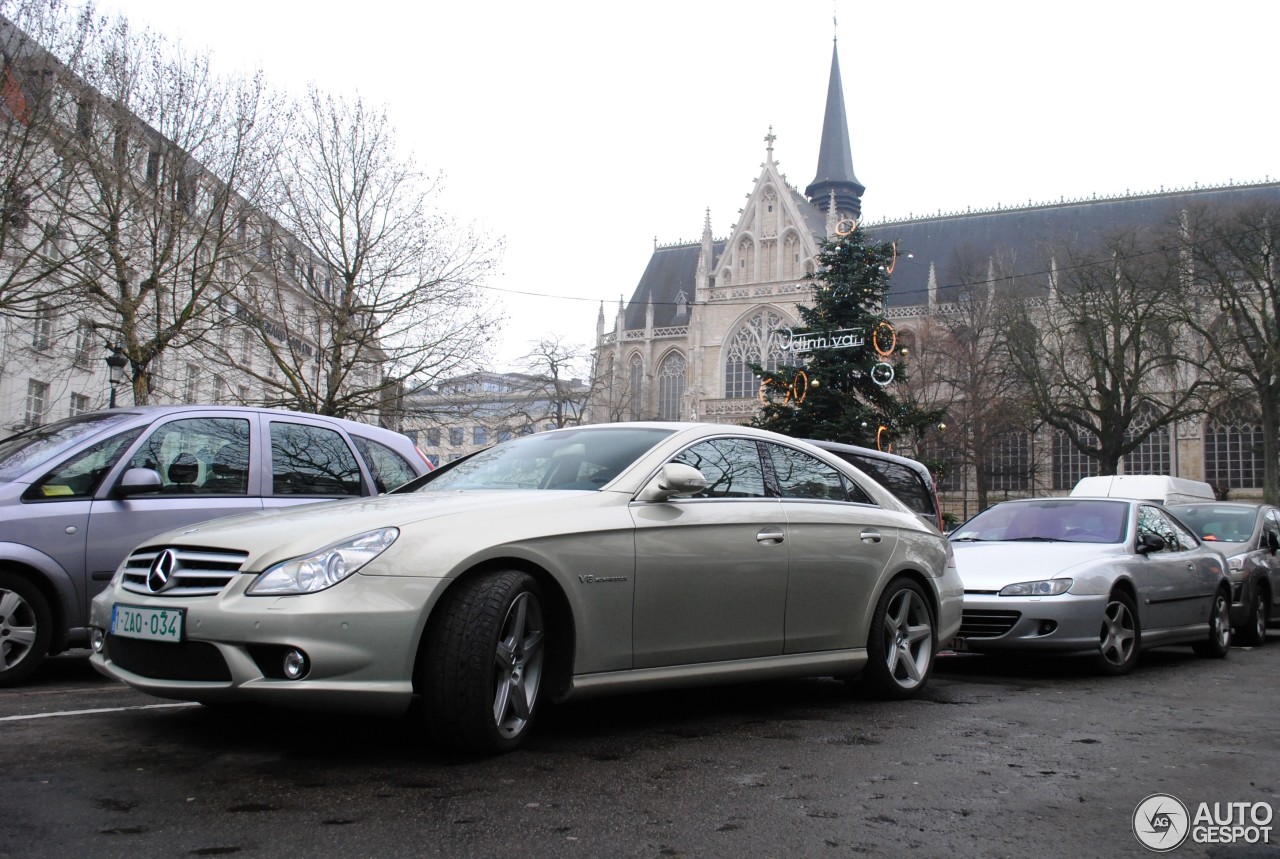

628,355,644,421
73,319,95,367
32,302,53,350
25,379,49,427
1052,428,1099,491
212,375,226,404
237,384,250,404
184,362,200,402
426,427,441,446
657,352,686,421
474,426,488,446
449,427,464,446
69,392,90,416
724,308,792,399
1121,404,1171,476
985,430,1030,492
1205,402,1263,490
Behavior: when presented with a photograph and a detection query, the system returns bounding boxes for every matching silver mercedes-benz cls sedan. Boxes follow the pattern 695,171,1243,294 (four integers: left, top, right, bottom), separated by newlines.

91,422,962,754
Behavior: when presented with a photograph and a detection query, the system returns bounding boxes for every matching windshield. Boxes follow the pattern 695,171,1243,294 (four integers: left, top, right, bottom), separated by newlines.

0,413,135,482
952,499,1129,544
419,427,674,492
1168,505,1257,544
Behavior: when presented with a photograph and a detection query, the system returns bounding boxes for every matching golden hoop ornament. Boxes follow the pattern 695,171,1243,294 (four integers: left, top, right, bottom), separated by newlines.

834,218,858,237
758,371,810,406
885,242,898,275
758,378,773,406
872,321,897,357
876,425,893,453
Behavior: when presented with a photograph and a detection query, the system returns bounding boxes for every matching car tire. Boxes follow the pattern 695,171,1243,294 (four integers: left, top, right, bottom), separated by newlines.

421,570,547,754
1193,589,1232,658
0,571,53,687
1235,585,1267,647
862,578,936,699
1094,591,1140,676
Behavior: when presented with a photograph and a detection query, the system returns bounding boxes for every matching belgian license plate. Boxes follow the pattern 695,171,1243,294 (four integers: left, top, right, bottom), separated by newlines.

111,604,184,643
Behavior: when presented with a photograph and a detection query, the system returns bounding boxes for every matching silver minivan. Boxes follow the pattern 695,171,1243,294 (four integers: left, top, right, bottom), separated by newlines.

0,405,431,685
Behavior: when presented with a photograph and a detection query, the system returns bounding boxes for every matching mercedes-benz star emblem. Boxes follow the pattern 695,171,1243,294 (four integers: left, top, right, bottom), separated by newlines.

147,549,179,593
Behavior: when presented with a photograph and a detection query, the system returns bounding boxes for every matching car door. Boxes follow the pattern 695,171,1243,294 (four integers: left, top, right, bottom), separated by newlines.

1132,504,1218,630
763,442,899,654
630,436,787,668
84,415,262,612
1264,509,1280,619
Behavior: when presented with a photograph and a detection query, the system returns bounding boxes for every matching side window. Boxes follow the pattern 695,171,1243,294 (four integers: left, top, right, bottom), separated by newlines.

766,443,858,502
672,438,767,499
270,422,363,496
22,429,143,501
125,418,251,495
1263,510,1280,549
843,454,932,518
1138,505,1190,552
352,436,419,493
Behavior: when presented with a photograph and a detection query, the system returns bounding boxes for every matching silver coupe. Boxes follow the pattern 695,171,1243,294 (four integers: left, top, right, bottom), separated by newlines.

90,423,963,754
948,497,1232,674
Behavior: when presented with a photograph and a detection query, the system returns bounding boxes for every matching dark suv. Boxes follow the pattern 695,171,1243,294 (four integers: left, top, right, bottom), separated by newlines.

807,439,943,531
0,405,431,685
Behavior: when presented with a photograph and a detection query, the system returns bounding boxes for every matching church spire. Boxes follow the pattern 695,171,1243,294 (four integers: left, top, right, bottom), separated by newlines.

805,39,864,220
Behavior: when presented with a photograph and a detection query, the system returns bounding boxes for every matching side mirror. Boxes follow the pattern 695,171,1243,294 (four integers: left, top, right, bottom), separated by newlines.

1267,532,1280,554
637,463,708,502
116,467,163,497
1136,532,1166,555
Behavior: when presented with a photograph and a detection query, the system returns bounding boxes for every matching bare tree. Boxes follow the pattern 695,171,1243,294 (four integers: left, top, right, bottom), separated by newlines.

1177,200,1280,504
0,1,105,319
230,88,503,422
505,336,595,431
9,2,276,404
907,267,1035,510
1004,228,1210,476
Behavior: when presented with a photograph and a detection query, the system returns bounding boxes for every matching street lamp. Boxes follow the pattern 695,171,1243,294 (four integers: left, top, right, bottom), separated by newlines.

105,347,128,408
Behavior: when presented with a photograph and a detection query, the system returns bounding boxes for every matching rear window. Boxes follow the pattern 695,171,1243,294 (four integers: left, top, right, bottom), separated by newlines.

835,453,936,520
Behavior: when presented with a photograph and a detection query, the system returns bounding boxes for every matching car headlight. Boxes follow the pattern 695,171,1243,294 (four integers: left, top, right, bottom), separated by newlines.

247,528,399,596
1226,554,1246,572
999,578,1072,597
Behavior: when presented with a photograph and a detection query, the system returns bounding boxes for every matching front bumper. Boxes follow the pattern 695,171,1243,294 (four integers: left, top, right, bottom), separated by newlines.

949,592,1108,657
89,572,445,714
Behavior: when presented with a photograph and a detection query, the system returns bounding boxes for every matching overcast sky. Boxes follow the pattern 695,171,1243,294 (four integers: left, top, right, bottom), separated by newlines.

101,0,1280,371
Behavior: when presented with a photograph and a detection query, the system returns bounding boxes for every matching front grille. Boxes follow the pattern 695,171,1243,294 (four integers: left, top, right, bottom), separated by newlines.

959,609,1021,639
120,546,249,597
106,635,231,681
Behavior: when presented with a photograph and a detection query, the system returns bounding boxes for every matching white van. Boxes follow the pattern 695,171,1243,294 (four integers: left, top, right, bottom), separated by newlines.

1069,475,1216,505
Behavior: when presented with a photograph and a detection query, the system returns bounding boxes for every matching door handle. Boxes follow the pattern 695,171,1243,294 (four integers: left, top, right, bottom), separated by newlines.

756,527,785,545
861,529,883,543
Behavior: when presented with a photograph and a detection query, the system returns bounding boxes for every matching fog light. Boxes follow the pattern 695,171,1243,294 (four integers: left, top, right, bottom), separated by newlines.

282,649,309,680
1037,620,1057,636
90,628,105,653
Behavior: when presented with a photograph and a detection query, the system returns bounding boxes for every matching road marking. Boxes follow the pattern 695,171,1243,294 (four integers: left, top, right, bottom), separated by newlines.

0,702,199,722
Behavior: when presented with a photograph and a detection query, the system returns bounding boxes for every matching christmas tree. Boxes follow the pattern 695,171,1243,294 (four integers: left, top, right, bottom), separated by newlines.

751,222,942,450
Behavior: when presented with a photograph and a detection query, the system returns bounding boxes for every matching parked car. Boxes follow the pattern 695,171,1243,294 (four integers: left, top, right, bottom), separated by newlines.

0,405,432,686
947,497,1231,674
89,422,963,754
806,439,943,531
1166,501,1280,646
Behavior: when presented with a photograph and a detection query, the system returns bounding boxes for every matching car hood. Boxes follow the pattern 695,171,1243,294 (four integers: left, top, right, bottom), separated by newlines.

950,540,1127,590
143,489,610,570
